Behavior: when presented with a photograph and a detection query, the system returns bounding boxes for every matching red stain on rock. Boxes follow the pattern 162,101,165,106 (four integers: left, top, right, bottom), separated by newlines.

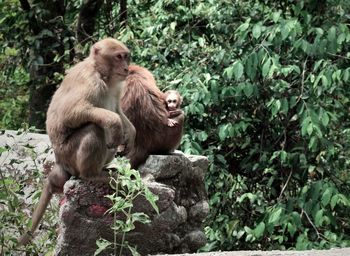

88,204,108,217
59,197,66,206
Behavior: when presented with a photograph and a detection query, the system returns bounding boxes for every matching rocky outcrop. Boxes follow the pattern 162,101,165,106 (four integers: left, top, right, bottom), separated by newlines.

0,131,209,255
55,153,209,256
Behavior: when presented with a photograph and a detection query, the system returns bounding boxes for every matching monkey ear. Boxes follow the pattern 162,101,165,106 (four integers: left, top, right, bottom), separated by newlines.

91,45,101,56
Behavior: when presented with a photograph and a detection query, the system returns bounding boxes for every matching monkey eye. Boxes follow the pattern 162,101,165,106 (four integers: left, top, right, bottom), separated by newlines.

115,54,122,60
114,53,130,64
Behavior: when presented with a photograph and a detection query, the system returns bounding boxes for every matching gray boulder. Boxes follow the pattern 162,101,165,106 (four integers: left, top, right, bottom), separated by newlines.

55,153,209,256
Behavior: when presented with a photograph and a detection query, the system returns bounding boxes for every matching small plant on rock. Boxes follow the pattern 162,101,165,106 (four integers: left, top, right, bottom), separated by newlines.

95,157,159,256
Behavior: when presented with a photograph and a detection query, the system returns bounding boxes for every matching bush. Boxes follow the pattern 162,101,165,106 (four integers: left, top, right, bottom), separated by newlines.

1,0,350,251
125,0,350,250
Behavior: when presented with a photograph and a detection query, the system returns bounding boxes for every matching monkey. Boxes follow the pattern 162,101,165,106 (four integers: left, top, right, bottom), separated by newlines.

18,38,136,245
121,65,184,169
164,89,184,127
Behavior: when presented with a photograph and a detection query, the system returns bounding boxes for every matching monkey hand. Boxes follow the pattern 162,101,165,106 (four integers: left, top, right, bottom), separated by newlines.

106,125,125,149
106,135,121,149
106,141,119,149
123,125,136,152
167,118,178,127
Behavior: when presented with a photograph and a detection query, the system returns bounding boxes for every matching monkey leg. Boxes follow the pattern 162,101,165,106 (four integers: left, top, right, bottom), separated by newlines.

18,164,69,246
74,124,112,182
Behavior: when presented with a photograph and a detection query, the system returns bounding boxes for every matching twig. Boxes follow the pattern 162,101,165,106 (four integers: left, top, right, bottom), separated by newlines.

278,169,292,200
301,208,321,239
296,59,308,104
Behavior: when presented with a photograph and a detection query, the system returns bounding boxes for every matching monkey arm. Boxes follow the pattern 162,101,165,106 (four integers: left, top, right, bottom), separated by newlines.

168,109,184,118
116,106,136,151
74,107,124,148
173,111,185,124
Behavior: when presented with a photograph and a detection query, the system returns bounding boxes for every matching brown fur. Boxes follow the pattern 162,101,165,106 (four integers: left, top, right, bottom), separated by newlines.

121,65,184,168
18,38,135,245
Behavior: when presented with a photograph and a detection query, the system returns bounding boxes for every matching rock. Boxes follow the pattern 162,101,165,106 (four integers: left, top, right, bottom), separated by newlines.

0,131,209,256
138,154,191,180
183,230,207,252
189,201,210,221
55,153,209,256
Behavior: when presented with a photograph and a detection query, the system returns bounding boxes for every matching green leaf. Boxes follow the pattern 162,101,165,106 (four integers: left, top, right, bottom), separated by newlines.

330,195,339,209
272,12,281,23
307,123,313,136
236,21,250,32
271,99,281,116
144,187,159,214
170,22,177,30
245,52,258,80
94,239,112,256
254,222,265,238
321,75,328,87
321,112,329,127
343,68,350,82
218,124,229,141
281,24,290,40
232,61,244,81
198,37,205,47
268,208,283,224
262,58,271,78
243,83,254,97
321,188,332,206
280,98,289,115
327,26,336,42
287,223,296,236
127,244,141,256
280,151,287,162
315,209,323,227
252,24,261,39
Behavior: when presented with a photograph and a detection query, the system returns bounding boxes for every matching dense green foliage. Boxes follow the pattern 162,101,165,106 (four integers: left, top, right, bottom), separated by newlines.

1,0,350,253
0,130,57,254
125,0,350,250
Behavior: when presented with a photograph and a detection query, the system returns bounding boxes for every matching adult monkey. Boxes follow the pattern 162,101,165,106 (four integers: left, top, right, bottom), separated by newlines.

18,38,135,245
121,65,184,169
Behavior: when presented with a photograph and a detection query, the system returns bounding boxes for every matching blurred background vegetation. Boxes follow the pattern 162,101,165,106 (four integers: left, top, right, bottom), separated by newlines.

1,0,350,253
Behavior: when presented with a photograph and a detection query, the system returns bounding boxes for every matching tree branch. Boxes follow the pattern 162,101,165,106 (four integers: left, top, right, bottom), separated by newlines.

76,0,104,44
119,0,127,28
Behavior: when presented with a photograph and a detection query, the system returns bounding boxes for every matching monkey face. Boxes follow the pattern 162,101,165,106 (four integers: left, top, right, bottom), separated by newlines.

92,38,130,80
166,96,179,111
110,53,129,79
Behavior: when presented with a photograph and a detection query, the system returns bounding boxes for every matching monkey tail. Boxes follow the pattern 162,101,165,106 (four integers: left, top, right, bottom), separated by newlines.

17,231,33,246
18,180,53,246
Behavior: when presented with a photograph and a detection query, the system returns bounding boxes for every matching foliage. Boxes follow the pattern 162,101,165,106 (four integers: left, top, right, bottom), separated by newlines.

95,158,159,256
0,130,57,255
1,0,350,252
123,0,350,251
0,0,30,129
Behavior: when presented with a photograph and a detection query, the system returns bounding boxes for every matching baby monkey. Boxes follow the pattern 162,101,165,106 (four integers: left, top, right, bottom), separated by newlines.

164,90,183,127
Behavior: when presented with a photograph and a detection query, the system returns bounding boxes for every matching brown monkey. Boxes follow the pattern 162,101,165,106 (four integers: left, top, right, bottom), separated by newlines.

18,38,135,245
164,89,184,127
121,65,184,169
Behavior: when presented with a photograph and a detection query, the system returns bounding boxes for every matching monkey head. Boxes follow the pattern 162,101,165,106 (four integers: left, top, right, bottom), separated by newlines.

165,90,182,111
90,38,130,80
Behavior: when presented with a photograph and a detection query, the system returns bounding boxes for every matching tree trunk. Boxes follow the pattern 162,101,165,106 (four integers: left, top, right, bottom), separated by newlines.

76,0,104,44
21,0,66,129
119,0,127,28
